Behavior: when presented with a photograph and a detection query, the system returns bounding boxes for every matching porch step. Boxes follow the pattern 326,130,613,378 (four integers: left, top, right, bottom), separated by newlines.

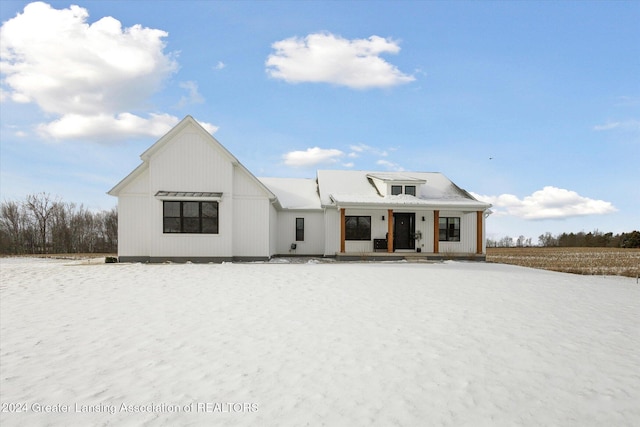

335,252,486,262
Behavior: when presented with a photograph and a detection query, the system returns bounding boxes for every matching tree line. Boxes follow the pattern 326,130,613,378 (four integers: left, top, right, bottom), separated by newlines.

0,193,117,255
488,230,640,248
3,194,639,253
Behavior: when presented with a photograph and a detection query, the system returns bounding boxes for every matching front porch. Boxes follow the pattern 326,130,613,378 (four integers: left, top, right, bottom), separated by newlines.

338,207,486,258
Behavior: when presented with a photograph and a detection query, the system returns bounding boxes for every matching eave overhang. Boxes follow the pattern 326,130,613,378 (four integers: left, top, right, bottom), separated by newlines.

327,194,492,211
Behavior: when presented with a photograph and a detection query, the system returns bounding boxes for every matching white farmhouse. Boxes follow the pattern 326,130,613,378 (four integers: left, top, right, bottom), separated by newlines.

109,116,491,262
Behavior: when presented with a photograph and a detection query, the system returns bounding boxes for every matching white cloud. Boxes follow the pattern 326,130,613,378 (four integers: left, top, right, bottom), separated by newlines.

349,143,388,157
376,159,405,171
283,147,344,167
0,2,202,141
213,61,226,70
593,119,640,132
176,81,205,108
193,120,218,135
593,122,620,131
472,186,617,220
37,113,218,140
1,2,177,114
266,32,415,89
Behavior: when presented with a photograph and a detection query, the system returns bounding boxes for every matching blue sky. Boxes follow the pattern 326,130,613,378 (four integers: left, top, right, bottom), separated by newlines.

1,1,638,242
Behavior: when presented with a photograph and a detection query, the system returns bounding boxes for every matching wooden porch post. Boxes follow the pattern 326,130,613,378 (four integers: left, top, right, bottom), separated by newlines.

340,208,345,253
476,210,483,254
433,210,439,254
387,209,394,253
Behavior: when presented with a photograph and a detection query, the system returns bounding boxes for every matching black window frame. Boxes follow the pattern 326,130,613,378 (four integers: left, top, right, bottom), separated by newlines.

439,217,460,242
163,201,218,234
345,216,371,241
295,217,304,241
391,185,417,196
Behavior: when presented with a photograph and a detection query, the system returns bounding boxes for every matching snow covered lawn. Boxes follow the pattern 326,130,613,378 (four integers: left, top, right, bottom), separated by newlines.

1,258,639,426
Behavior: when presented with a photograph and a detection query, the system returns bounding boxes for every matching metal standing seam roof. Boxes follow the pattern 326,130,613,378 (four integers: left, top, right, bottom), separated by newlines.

155,191,223,198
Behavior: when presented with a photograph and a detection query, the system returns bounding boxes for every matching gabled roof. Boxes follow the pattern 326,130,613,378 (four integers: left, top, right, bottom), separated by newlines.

108,116,490,212
108,116,275,201
317,170,491,210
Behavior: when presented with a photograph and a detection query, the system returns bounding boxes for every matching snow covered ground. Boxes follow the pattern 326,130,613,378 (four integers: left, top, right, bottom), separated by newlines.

1,258,638,426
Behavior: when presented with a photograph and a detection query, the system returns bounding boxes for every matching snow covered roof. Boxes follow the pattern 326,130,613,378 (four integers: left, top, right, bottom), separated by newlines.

317,170,491,210
259,177,321,210
366,173,427,184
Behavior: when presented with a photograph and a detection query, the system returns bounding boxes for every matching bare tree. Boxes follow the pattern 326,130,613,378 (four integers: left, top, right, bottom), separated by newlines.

24,193,59,253
0,200,26,254
538,232,557,247
499,236,514,247
1,195,117,255
100,207,118,252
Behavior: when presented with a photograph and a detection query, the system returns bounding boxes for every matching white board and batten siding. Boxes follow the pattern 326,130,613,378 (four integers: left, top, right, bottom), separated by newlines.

116,166,151,258
232,165,276,258
417,210,435,253
232,197,272,258
323,208,341,256
149,129,234,193
148,128,234,258
269,204,278,256
117,196,151,257
438,210,479,255
275,211,325,256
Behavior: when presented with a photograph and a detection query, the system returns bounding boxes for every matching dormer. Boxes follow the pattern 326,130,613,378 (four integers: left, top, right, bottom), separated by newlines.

366,173,427,198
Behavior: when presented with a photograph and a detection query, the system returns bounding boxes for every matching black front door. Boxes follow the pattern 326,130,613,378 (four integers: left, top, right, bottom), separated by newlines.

393,213,415,250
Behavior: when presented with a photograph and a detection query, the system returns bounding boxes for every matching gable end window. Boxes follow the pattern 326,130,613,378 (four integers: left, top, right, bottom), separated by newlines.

296,218,304,241
405,185,416,196
391,185,402,195
345,216,371,240
439,217,460,242
163,201,218,234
